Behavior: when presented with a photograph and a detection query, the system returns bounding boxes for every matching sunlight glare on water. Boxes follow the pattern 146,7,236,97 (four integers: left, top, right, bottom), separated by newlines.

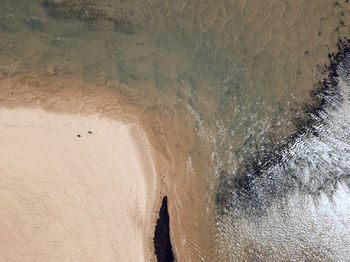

217,55,350,261
1,0,350,261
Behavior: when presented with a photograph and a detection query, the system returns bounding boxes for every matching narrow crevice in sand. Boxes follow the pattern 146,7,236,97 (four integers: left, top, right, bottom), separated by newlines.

153,196,174,262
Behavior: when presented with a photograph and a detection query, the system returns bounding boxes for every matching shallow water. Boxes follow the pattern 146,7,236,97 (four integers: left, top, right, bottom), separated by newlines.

1,0,350,261
217,53,350,261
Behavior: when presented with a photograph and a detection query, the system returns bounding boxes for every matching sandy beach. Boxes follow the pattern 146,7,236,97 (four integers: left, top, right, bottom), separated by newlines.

1,0,350,261
0,107,158,261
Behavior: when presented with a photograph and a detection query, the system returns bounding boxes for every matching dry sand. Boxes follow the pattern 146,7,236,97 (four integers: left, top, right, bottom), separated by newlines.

0,107,158,262
1,0,350,261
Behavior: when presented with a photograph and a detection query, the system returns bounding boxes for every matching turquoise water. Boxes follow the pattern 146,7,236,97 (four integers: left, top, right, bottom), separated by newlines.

1,0,350,261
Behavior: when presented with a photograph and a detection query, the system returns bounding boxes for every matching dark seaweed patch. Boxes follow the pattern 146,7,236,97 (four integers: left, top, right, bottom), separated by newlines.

24,18,44,31
0,21,11,33
113,19,134,34
41,0,135,34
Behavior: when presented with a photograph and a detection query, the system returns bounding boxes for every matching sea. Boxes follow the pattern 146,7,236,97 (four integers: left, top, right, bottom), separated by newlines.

1,0,350,261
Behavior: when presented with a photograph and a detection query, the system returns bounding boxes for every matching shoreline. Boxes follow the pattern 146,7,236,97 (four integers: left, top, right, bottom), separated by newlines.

0,65,215,262
0,104,162,261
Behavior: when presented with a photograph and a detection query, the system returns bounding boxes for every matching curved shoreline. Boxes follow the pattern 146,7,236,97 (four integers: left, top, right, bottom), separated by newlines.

0,85,161,261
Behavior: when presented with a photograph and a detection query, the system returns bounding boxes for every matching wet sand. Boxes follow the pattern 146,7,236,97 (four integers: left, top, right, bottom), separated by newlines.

0,107,159,261
1,0,350,261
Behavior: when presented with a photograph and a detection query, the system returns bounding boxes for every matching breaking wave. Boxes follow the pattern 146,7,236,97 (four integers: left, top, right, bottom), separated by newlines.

216,47,350,261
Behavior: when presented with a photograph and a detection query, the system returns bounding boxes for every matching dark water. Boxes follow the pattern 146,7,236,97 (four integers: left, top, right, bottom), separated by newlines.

1,0,350,261
154,196,174,262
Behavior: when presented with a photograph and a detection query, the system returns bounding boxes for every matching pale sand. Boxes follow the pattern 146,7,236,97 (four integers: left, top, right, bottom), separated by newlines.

0,107,158,262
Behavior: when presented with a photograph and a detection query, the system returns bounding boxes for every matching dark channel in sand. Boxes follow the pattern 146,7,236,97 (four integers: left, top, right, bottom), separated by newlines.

215,40,350,217
153,196,174,262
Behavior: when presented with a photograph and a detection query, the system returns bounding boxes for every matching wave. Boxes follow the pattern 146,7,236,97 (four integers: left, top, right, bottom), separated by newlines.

216,43,350,261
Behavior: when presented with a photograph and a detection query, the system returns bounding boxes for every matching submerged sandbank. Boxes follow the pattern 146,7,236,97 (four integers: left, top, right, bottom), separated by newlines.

0,107,158,261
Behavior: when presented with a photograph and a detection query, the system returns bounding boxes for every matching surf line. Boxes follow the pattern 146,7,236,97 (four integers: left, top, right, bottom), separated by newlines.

215,39,350,217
